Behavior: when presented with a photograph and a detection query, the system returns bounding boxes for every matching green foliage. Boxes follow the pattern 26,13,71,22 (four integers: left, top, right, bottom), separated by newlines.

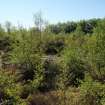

80,76,105,105
78,19,98,34
41,35,65,55
46,24,62,34
64,22,77,33
10,29,43,82
62,40,87,87
0,70,26,105
0,34,12,52
39,59,60,91
0,17,105,105
86,20,105,82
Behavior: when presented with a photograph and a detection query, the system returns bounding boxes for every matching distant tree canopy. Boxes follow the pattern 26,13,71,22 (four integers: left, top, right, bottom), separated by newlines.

79,19,98,34
45,19,100,34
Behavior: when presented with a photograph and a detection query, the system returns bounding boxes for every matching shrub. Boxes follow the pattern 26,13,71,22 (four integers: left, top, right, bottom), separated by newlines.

10,31,43,83
62,47,87,87
38,59,60,92
0,70,26,105
79,76,105,105
42,35,65,55
86,21,105,82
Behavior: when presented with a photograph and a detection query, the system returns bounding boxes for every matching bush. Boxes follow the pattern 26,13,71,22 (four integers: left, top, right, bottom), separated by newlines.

42,35,65,55
38,59,60,92
62,46,87,87
0,70,26,105
10,31,43,83
79,76,105,105
86,21,105,82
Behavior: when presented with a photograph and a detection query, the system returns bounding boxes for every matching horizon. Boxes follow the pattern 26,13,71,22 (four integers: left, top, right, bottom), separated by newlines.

0,0,105,27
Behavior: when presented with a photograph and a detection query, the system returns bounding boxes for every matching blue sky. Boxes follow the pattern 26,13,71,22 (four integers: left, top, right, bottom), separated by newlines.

0,0,105,27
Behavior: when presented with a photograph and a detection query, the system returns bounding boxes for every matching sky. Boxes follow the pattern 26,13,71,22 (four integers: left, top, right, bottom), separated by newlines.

0,0,105,27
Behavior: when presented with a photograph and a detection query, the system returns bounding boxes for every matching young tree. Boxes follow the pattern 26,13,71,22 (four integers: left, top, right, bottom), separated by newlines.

5,21,12,34
87,20,105,82
33,11,44,32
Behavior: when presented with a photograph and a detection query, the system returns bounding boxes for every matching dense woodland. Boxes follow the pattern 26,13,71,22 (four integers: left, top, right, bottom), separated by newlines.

0,15,105,105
